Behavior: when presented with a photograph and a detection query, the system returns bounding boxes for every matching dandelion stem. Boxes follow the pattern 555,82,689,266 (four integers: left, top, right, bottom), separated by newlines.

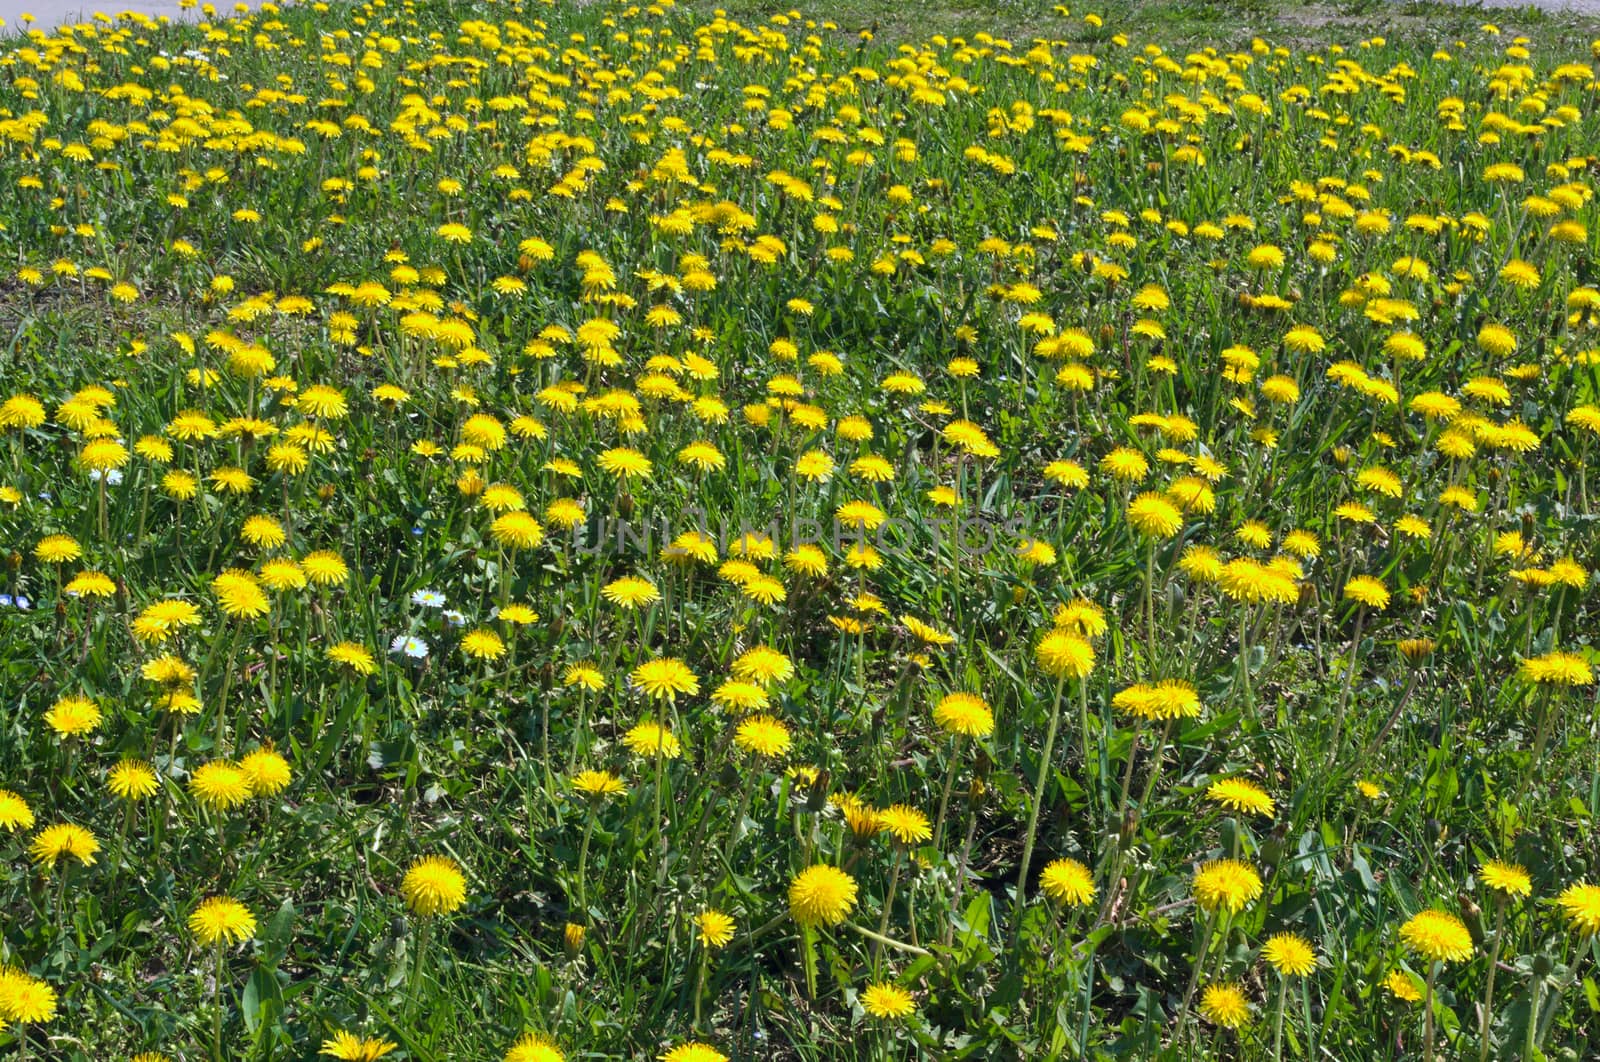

1080,678,1101,821
1143,540,1156,671
1136,717,1177,814
1173,911,1215,1050
566,689,588,776
405,916,433,1024
800,923,818,1000
1116,720,1144,825
1237,611,1254,720
873,850,902,970
951,455,965,625
931,736,963,855
1012,675,1068,949
652,696,668,862
1516,686,1556,811
53,869,69,971
1272,974,1287,1062
1366,668,1421,758
945,800,980,949
1326,605,1365,766
576,805,597,920
212,942,225,1062
847,922,931,956
747,911,790,941
107,799,133,905
693,947,708,1030
724,771,756,865
1301,976,1316,1058
1533,945,1583,1051
1422,961,1438,1062
213,624,244,754
1477,900,1506,1062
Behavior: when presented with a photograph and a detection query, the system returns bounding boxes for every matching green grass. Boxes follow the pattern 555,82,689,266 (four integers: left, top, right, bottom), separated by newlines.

0,0,1599,1059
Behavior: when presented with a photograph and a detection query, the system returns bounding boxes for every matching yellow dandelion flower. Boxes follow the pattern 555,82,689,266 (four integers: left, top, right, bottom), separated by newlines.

190,761,255,810
1036,630,1095,679
878,804,932,845
1199,983,1250,1028
1193,859,1263,914
188,896,257,946
107,760,160,801
1558,883,1600,935
1205,777,1275,818
860,982,916,1020
1399,910,1473,964
659,1044,727,1062
1261,933,1316,977
694,910,736,949
1479,861,1532,900
788,865,858,926
623,722,682,759
1385,970,1423,1002
933,692,994,737
0,790,36,832
401,856,467,917
734,715,792,758
29,823,99,869
320,1030,399,1060
503,1031,563,1062
1039,858,1096,906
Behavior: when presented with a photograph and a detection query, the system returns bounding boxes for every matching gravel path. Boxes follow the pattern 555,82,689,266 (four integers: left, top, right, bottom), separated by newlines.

0,0,195,34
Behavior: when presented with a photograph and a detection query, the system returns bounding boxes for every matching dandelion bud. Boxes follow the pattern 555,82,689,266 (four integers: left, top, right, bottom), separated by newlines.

1259,824,1288,870
1398,638,1436,664
802,769,831,812
563,922,586,957
1457,892,1485,944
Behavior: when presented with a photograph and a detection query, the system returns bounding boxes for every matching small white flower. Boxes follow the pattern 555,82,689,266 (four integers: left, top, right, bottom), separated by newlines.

390,634,429,659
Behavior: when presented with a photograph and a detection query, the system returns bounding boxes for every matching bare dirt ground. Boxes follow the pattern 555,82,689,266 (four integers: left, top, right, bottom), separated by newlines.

1474,0,1600,9
1,0,1598,48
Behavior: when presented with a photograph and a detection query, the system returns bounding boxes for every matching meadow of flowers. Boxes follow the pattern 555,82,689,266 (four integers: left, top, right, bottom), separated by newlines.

2,0,1600,1057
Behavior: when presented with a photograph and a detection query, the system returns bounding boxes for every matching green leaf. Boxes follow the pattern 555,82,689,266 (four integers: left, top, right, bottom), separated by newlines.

240,966,280,1033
